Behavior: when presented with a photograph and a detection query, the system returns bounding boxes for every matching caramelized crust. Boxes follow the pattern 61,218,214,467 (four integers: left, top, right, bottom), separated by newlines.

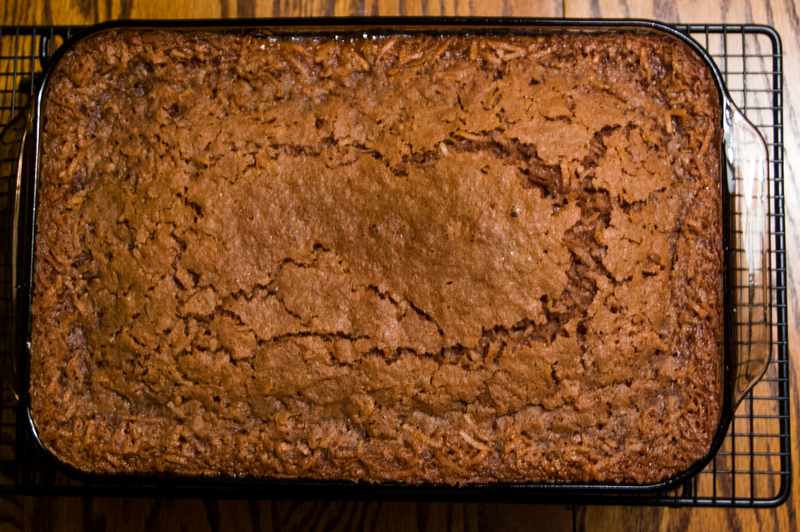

31,30,722,484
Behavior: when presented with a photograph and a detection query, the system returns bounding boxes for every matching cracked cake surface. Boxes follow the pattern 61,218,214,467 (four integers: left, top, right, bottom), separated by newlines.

31,30,723,484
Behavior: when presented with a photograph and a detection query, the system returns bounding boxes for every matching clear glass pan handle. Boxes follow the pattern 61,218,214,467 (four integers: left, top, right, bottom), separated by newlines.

722,97,771,408
0,106,31,399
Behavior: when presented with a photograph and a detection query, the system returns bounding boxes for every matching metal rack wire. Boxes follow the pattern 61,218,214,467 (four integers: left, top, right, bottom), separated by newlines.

0,24,788,506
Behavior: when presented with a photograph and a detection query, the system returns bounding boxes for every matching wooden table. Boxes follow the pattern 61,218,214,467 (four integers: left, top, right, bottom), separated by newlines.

1,0,797,530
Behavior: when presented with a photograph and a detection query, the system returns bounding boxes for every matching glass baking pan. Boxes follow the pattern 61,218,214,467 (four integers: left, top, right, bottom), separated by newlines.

0,17,772,501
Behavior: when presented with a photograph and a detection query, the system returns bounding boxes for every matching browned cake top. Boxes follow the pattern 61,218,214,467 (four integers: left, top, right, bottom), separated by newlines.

31,30,722,484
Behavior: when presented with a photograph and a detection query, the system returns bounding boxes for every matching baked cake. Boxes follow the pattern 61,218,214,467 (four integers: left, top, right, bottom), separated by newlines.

30,30,723,484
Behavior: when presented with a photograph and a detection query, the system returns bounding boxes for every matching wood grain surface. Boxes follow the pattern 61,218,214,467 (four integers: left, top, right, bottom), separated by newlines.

1,0,797,530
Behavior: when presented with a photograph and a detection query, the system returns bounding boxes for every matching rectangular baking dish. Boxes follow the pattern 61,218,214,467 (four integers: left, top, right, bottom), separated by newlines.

0,17,772,500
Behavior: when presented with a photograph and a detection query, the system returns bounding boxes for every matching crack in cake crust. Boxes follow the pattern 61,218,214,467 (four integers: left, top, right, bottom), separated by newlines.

31,31,723,484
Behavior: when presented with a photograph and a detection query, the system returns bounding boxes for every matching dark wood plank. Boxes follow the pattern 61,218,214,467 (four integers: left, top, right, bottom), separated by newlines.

0,497,575,532
0,0,561,22
0,495,24,532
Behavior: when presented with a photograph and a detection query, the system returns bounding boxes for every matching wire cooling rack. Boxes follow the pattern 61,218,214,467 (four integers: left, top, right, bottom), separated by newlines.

0,24,788,506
